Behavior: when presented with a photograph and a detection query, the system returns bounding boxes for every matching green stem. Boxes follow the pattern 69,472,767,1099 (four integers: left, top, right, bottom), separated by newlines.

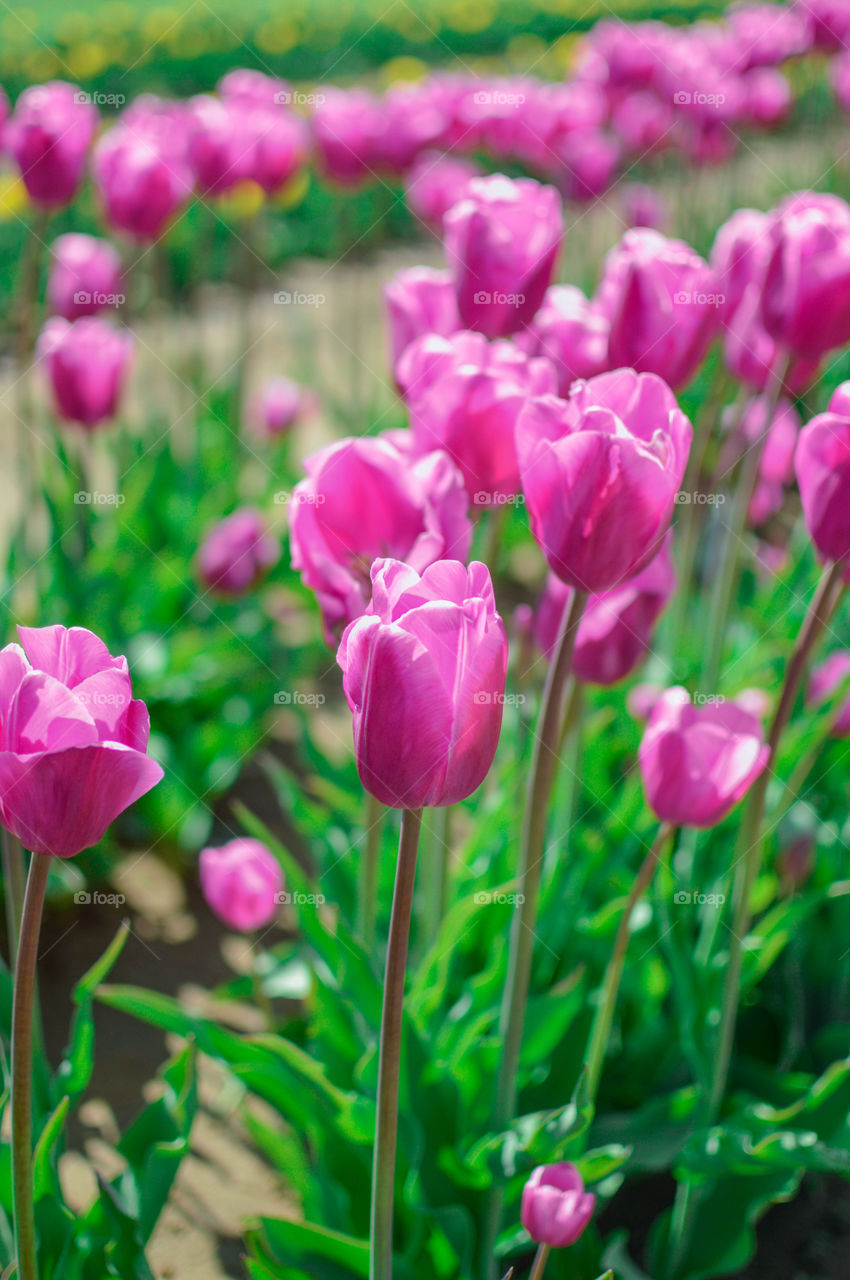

3,831,26,966
422,805,451,950
358,792,384,949
370,807,422,1280
584,823,675,1103
529,1243,551,1280
12,851,49,1280
483,589,588,1278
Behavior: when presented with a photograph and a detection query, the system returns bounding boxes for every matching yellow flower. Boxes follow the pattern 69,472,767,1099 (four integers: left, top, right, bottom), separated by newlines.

0,174,29,222
214,180,266,221
272,168,310,211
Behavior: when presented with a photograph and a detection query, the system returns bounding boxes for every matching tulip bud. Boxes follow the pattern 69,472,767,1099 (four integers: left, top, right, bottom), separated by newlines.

93,124,193,241
250,377,318,437
37,317,134,429
198,507,280,596
761,192,850,361
521,1163,595,1249
200,839,282,931
404,151,480,232
5,82,97,207
795,409,850,566
514,285,609,397
383,266,460,378
47,234,124,321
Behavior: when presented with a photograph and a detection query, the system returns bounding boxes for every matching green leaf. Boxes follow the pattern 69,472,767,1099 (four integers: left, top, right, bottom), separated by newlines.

33,1096,70,1202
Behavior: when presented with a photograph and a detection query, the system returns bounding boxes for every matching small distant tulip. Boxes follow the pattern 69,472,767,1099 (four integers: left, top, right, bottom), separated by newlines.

290,433,471,644
198,507,280,595
404,151,480,231
521,1163,595,1249
47,234,124,320
795,410,850,565
516,369,692,593
337,559,508,809
93,125,193,241
443,175,564,338
0,625,163,858
383,266,460,377
38,317,133,428
515,284,609,397
807,651,850,736
200,839,282,931
218,68,290,107
621,182,669,231
5,82,97,207
639,686,769,828
251,376,318,437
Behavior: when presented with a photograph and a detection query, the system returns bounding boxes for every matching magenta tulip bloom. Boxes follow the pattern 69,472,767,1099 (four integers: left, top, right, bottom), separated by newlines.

5,82,97,207
198,507,280,596
312,88,385,185
639,687,769,828
829,381,850,417
0,625,162,857
383,266,460,377
290,433,472,644
515,284,609,397
186,94,253,195
517,369,692,593
47,234,124,321
38,317,133,429
250,376,318,437
199,838,282,931
93,125,193,241
337,559,507,809
218,68,291,107
760,192,850,361
596,228,720,390
240,104,309,195
621,182,669,231
795,411,850,566
710,207,771,323
443,175,564,338
521,1163,595,1249
401,330,557,503
739,396,800,526
808,651,850,736
723,282,819,395
404,151,480,232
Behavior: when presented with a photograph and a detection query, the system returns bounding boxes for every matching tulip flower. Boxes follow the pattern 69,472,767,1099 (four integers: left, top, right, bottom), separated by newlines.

250,376,318,437
639,686,769,828
829,380,850,416
47,234,124,320
521,1163,595,1249
795,410,850,567
710,206,771,322
621,181,669,230
200,839,283,931
312,88,385,185
5,82,97,207
240,104,310,195
337,558,508,808
515,284,609,396
443,174,564,338
723,282,819,395
516,368,692,593
290,434,471,644
404,151,480,231
218,67,290,106
37,317,134,429
807,651,850,736
383,266,460,377
187,94,254,195
0,624,163,858
198,507,280,596
737,396,800,526
596,228,720,390
93,124,194,241
401,330,557,503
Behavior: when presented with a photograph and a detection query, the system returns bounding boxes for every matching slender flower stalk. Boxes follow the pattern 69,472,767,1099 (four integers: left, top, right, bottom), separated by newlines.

371,807,423,1280
358,792,384,947
421,805,451,951
12,851,50,1280
3,831,26,965
529,1243,551,1280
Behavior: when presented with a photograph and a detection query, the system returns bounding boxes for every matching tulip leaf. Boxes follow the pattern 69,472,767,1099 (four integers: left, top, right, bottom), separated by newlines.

33,1095,70,1202
56,920,130,1103
247,1216,369,1279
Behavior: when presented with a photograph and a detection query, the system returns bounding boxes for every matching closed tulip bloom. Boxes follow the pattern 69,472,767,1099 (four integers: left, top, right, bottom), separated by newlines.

517,369,692,593
404,151,480,231
710,207,771,322
337,558,508,809
830,381,850,416
521,1163,595,1249
93,125,193,241
383,266,460,377
218,68,291,107
639,686,769,828
443,175,564,338
47,234,124,320
795,411,850,565
312,88,385,185
515,284,609,396
760,192,850,360
251,376,318,437
739,396,800,526
0,625,162,857
808,651,850,736
38,317,133,428
742,68,792,128
723,282,819,395
187,95,253,195
401,330,557,503
596,228,719,390
5,81,97,207
199,839,282,931
291,434,471,644
240,104,309,194
198,507,280,595
621,182,669,231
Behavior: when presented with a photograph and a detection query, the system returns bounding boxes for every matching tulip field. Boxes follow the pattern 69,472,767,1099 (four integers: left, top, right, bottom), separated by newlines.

8,2,850,1279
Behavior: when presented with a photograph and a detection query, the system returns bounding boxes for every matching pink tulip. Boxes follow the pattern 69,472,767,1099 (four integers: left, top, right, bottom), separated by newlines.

443,175,564,338
741,68,792,128
521,1163,595,1249
832,50,850,114
187,94,253,195
829,381,850,416
5,82,97,207
611,92,674,156
198,507,280,596
312,88,385,185
515,284,609,396
384,266,460,378
723,282,819,395
199,838,282,931
738,395,801,526
621,182,669,231
557,128,620,202
404,151,480,232
250,377,318,437
639,686,769,828
401,330,557,503
795,410,850,566
532,535,676,685
93,124,193,241
290,433,472,644
38,317,133,428
240,104,309,194
218,68,291,107
807,651,850,736
760,192,850,361
337,559,507,809
516,368,692,593
795,0,850,51
596,228,720,390
710,207,771,323
0,625,162,857
47,234,124,320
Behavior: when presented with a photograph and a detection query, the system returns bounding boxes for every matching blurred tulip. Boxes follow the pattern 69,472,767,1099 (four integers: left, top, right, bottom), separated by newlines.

200,838,282,931
337,558,507,808
517,368,692,592
251,376,318,437
521,1163,595,1249
5,82,97,207
807,651,850,735
198,507,280,595
738,395,801,525
639,686,769,827
290,433,471,644
0,625,162,857
515,285,609,396
218,68,291,106
383,266,460,377
723,281,819,394
38,317,133,428
621,182,669,230
761,192,850,361
404,151,480,231
312,88,385,185
829,380,850,416
187,94,253,195
795,410,850,566
47,234,123,320
710,206,771,322
443,174,564,337
93,124,193,241
741,68,792,128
